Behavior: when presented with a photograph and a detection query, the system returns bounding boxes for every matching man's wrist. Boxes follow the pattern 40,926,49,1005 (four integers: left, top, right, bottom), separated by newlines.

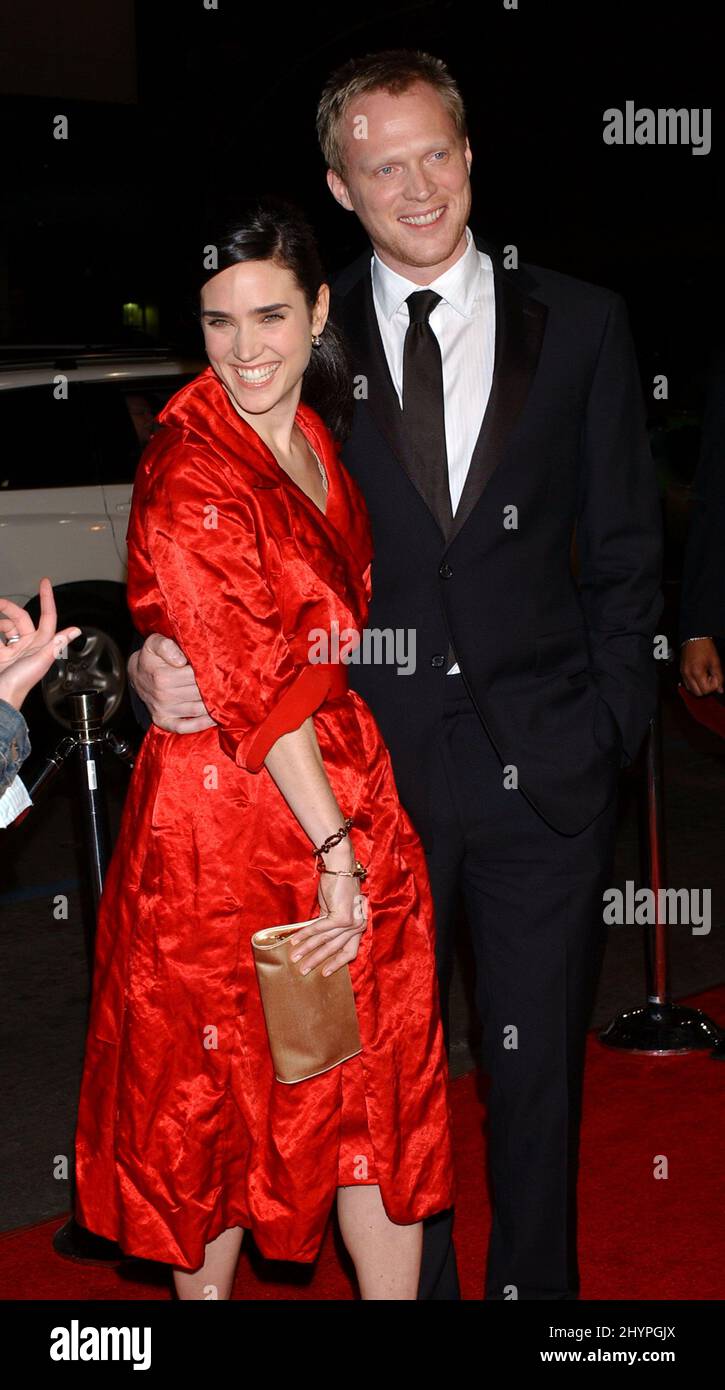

125,652,153,733
126,652,139,696
680,635,714,647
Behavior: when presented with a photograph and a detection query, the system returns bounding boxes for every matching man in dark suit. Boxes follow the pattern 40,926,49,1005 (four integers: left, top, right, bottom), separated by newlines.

129,50,663,1300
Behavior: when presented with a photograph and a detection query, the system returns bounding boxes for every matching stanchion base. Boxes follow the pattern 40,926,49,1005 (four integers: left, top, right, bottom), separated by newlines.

599,1002,722,1055
52,1215,124,1264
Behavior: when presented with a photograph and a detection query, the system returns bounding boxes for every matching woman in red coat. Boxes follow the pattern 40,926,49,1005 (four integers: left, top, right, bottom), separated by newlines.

73,199,455,1300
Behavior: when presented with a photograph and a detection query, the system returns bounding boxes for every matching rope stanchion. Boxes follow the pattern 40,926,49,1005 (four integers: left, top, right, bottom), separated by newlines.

15,689,135,1263
599,674,722,1055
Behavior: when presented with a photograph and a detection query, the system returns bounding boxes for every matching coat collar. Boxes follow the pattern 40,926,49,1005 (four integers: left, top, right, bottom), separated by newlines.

156,365,372,600
331,231,549,552
159,366,287,485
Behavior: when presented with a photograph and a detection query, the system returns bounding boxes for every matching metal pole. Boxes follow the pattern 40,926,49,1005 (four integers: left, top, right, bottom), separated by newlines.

600,682,720,1053
645,696,670,1007
52,690,122,1263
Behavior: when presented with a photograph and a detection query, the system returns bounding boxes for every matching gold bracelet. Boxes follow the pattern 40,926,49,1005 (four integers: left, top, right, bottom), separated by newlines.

318,858,368,882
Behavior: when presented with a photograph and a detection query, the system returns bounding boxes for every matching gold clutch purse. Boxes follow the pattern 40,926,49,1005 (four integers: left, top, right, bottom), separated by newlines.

251,915,362,1084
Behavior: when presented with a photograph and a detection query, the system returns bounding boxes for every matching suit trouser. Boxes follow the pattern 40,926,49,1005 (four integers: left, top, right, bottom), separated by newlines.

416,672,619,1300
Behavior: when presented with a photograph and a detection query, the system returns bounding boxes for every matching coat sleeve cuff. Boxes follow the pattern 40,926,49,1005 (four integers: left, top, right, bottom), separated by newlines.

219,662,336,773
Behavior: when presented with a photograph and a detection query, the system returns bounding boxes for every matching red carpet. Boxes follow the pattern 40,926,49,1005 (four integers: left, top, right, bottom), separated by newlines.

2,985,724,1300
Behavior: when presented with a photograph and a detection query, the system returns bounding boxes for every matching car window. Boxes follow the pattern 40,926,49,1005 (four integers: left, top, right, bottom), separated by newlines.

0,385,100,490
85,376,197,485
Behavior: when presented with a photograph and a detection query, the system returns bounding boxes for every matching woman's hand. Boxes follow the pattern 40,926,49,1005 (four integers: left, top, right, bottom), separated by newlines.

0,579,82,712
261,719,370,977
290,841,369,978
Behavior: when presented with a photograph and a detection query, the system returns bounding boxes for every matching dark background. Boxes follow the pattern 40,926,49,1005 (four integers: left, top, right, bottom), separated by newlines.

3,0,723,576
2,0,723,369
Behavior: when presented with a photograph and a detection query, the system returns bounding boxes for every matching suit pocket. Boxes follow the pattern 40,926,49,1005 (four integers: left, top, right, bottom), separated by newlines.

535,625,590,678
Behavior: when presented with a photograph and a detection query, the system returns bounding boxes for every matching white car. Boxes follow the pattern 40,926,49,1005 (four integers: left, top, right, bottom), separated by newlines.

0,346,203,743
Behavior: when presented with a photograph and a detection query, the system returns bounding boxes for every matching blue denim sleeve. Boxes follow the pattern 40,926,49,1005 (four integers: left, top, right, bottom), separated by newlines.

0,699,31,792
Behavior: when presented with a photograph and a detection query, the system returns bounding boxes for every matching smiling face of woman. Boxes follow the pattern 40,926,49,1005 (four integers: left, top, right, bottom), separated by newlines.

200,259,328,420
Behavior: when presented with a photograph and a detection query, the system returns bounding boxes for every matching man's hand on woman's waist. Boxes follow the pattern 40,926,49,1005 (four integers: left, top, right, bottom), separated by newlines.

128,634,215,734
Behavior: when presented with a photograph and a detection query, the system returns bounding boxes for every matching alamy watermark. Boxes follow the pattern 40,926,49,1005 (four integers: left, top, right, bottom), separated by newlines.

603,102,711,155
603,880,711,934
308,621,416,675
50,1320,151,1369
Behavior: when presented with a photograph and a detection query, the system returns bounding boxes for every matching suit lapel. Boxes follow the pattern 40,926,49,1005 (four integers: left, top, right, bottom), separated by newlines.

445,244,548,549
338,269,429,513
332,235,548,550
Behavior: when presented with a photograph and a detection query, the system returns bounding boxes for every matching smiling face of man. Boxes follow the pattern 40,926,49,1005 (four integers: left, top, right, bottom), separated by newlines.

327,80,473,282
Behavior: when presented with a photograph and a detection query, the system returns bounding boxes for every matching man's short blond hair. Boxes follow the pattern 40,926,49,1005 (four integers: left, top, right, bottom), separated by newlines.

316,48,468,178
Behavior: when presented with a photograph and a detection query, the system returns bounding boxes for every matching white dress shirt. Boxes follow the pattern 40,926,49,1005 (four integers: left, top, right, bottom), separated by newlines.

371,225,495,673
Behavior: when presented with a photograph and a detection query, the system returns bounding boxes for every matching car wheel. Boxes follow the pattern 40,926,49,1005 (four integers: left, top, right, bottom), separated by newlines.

43,623,127,729
21,591,135,754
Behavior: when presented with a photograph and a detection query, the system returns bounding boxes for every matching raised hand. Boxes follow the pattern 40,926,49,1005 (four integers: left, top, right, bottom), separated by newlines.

0,579,81,712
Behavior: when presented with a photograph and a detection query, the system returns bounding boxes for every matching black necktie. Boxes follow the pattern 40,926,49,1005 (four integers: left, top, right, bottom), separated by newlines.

402,289,453,537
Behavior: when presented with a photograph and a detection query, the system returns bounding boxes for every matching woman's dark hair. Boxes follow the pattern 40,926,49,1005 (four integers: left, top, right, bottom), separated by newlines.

198,196,353,441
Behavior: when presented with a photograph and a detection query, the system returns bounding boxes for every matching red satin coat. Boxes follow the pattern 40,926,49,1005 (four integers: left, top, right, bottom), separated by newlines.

73,367,455,1270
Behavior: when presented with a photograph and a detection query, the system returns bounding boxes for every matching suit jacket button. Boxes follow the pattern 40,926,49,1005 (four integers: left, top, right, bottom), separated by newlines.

430,653,446,668
438,562,453,578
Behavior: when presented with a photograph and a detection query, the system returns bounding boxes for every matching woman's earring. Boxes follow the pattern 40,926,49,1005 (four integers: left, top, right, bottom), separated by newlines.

311,333,322,349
